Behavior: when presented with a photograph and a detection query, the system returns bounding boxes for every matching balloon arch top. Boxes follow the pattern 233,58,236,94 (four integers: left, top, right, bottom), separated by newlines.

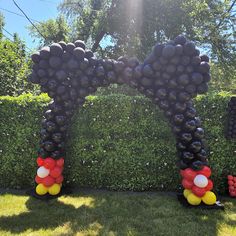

29,35,217,206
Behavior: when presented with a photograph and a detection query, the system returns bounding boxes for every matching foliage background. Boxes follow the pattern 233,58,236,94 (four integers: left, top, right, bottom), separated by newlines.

0,92,235,194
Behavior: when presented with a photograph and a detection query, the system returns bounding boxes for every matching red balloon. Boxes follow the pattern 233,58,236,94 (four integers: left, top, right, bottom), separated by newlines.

50,166,62,178
42,176,55,187
230,191,236,197
229,186,234,192
205,179,213,191
44,157,56,170
35,175,43,184
182,178,193,189
192,185,206,197
56,175,64,184
37,157,44,166
182,168,197,181
233,177,236,182
228,180,234,186
197,166,211,178
56,158,64,167
228,175,233,180
180,170,185,177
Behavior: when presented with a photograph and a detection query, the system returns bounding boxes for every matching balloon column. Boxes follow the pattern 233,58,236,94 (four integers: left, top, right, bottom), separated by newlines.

228,175,236,197
28,35,217,205
226,97,236,139
181,166,216,205
35,157,64,195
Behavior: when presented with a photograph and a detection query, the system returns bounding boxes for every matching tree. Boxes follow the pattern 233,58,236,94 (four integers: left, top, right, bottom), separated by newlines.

28,0,236,91
59,0,236,91
58,0,236,60
181,1,236,63
0,15,32,96
0,13,4,38
28,0,236,61
28,15,70,47
0,38,32,96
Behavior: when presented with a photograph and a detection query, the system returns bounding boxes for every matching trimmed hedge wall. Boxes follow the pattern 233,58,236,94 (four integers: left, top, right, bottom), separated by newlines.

0,92,236,194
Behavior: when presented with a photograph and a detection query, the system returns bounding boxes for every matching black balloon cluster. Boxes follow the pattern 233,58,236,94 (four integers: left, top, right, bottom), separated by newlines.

28,35,211,171
226,97,236,139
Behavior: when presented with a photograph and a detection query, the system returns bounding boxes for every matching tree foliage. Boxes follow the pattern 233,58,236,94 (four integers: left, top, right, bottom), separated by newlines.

0,38,32,96
57,0,236,61
0,15,32,96
28,0,236,61
27,0,236,91
28,15,70,47
0,13,4,38
182,0,236,88
60,0,236,91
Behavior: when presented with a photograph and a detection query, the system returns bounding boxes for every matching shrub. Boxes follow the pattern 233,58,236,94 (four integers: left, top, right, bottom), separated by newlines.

0,92,235,194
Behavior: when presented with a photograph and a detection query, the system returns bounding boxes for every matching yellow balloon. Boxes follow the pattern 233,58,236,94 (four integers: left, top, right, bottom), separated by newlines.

183,189,192,199
48,183,61,195
187,193,201,205
202,191,216,205
36,184,48,195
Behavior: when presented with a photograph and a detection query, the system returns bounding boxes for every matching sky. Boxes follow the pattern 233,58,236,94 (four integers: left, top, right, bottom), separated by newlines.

0,0,61,50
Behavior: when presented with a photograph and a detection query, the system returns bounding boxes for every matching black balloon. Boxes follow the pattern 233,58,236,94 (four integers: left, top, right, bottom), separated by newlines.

73,47,85,60
184,42,195,55
45,110,54,120
43,141,56,152
40,46,50,59
176,142,186,150
189,141,202,153
226,97,236,139
174,35,187,45
174,114,185,124
191,160,204,170
74,40,85,49
50,43,63,56
55,116,66,126
181,133,193,143
182,151,194,161
52,133,63,143
40,129,50,140
51,150,63,159
162,45,176,58
31,52,41,63
184,120,196,131
66,43,75,53
46,121,57,133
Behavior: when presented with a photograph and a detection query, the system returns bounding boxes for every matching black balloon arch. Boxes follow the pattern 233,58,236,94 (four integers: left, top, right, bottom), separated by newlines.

29,35,218,206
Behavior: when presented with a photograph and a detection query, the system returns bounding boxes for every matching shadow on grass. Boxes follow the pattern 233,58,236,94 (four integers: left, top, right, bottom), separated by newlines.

0,191,236,236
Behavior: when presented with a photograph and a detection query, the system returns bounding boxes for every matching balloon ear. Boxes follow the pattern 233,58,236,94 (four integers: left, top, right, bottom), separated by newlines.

143,38,211,98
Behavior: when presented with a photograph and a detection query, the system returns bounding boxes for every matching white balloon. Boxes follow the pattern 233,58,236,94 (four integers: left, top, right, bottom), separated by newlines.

193,174,208,188
37,166,50,178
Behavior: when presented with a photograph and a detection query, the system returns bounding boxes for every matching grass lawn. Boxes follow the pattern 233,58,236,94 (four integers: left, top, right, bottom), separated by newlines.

0,190,235,236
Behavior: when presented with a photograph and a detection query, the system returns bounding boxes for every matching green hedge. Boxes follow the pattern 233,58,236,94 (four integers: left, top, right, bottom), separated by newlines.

0,92,236,194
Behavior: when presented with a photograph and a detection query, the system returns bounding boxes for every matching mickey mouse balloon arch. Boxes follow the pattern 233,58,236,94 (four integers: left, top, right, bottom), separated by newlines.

29,35,218,206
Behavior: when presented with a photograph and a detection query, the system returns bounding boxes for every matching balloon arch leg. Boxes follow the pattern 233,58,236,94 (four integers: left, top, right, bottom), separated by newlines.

29,35,220,207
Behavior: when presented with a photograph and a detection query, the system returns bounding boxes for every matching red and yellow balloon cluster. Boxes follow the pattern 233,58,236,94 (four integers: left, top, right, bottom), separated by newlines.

35,157,64,195
228,175,236,197
181,166,217,205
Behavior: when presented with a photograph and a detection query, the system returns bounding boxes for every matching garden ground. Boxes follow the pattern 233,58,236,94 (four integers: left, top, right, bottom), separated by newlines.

0,189,235,236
